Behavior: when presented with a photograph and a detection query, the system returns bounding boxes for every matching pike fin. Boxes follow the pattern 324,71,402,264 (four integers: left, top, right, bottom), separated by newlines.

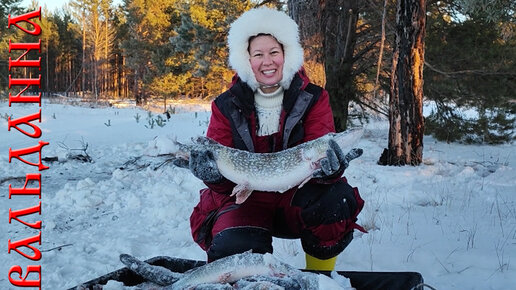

310,160,321,170
298,176,312,188
231,183,253,204
219,271,233,283
192,136,219,146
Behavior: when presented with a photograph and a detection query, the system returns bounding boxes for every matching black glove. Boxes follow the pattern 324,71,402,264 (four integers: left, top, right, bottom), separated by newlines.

188,150,224,183
313,139,363,179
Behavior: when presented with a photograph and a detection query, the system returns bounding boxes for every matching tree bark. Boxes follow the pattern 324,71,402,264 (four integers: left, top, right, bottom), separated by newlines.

319,0,359,132
288,0,325,86
82,14,86,97
379,0,426,166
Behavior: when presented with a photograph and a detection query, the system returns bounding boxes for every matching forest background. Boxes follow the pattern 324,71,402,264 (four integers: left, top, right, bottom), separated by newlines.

1,0,515,144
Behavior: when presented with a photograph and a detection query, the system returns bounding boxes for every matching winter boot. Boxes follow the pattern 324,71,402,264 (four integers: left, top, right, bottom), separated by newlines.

305,253,337,271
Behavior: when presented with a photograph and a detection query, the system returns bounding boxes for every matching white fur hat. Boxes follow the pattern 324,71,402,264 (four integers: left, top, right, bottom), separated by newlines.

227,7,304,91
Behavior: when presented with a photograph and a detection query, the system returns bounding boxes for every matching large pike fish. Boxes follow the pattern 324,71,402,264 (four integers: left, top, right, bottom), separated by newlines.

174,128,363,204
120,252,348,289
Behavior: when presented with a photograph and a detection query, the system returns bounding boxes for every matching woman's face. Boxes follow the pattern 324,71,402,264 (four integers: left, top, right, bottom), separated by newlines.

248,35,284,89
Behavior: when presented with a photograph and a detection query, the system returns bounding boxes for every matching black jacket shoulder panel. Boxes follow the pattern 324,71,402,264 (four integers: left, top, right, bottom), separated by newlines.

213,87,254,151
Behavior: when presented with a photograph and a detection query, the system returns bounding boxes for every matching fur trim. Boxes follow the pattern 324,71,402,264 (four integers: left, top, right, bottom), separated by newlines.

228,7,304,91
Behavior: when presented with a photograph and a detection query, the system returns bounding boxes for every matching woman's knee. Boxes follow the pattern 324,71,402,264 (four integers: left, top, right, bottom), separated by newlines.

293,181,358,227
292,181,363,259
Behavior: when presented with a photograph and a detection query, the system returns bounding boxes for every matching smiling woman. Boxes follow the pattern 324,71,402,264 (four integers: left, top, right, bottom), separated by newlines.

227,7,305,92
248,34,285,93
248,34,286,136
186,7,365,272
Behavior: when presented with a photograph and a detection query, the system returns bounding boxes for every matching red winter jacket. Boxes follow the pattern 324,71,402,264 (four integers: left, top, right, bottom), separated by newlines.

204,69,339,195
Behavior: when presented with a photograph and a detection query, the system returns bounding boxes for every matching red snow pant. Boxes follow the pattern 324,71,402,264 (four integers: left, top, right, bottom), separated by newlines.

190,178,365,262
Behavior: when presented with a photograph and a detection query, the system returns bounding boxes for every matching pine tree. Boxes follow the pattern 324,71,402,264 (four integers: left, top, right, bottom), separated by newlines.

37,6,59,95
110,4,128,98
51,9,84,95
319,0,360,132
287,0,325,86
122,0,179,105
424,0,516,144
69,0,115,100
379,0,426,166
167,0,249,99
0,0,24,91
289,0,396,129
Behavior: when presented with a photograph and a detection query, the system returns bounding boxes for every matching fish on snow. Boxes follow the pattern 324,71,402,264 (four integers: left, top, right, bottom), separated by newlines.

173,128,363,204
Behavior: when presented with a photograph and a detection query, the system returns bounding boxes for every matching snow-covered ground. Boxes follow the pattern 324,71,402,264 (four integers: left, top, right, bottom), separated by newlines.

1,98,515,289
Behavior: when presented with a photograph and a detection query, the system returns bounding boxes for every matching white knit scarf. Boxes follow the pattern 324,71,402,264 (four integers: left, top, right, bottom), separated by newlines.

254,87,284,136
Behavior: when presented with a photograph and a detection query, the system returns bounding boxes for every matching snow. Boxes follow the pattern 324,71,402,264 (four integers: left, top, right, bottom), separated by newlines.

1,98,515,289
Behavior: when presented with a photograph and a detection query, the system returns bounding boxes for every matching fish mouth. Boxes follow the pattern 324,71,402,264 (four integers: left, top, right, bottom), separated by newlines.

333,128,364,148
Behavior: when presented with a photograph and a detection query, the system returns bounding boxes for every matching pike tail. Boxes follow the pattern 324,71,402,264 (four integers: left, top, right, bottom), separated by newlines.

120,254,183,286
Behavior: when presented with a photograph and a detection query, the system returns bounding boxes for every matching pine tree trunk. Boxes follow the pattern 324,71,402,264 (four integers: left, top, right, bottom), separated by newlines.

105,15,108,97
82,16,86,97
379,0,426,166
319,0,359,132
288,0,325,86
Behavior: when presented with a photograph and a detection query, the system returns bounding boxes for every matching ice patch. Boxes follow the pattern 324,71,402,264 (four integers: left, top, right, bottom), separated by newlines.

103,280,134,290
331,271,355,289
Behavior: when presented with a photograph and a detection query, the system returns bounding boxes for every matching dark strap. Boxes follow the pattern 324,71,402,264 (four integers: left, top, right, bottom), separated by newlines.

195,203,241,247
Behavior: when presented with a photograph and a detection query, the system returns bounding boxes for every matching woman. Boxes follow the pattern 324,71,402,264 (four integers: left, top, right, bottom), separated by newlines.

188,7,365,270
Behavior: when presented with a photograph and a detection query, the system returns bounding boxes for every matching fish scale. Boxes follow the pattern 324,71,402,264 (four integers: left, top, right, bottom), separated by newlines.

175,128,363,204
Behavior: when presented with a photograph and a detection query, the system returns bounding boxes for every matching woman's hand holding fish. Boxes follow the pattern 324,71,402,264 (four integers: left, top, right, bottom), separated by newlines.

189,150,224,183
313,139,363,179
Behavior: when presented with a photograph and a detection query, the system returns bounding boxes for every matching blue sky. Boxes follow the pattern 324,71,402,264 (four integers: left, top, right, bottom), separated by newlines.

21,0,122,13
21,0,69,12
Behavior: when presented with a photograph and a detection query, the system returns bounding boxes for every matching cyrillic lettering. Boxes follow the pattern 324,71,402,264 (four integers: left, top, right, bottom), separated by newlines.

8,232,42,260
9,202,42,229
9,141,49,171
8,110,42,138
